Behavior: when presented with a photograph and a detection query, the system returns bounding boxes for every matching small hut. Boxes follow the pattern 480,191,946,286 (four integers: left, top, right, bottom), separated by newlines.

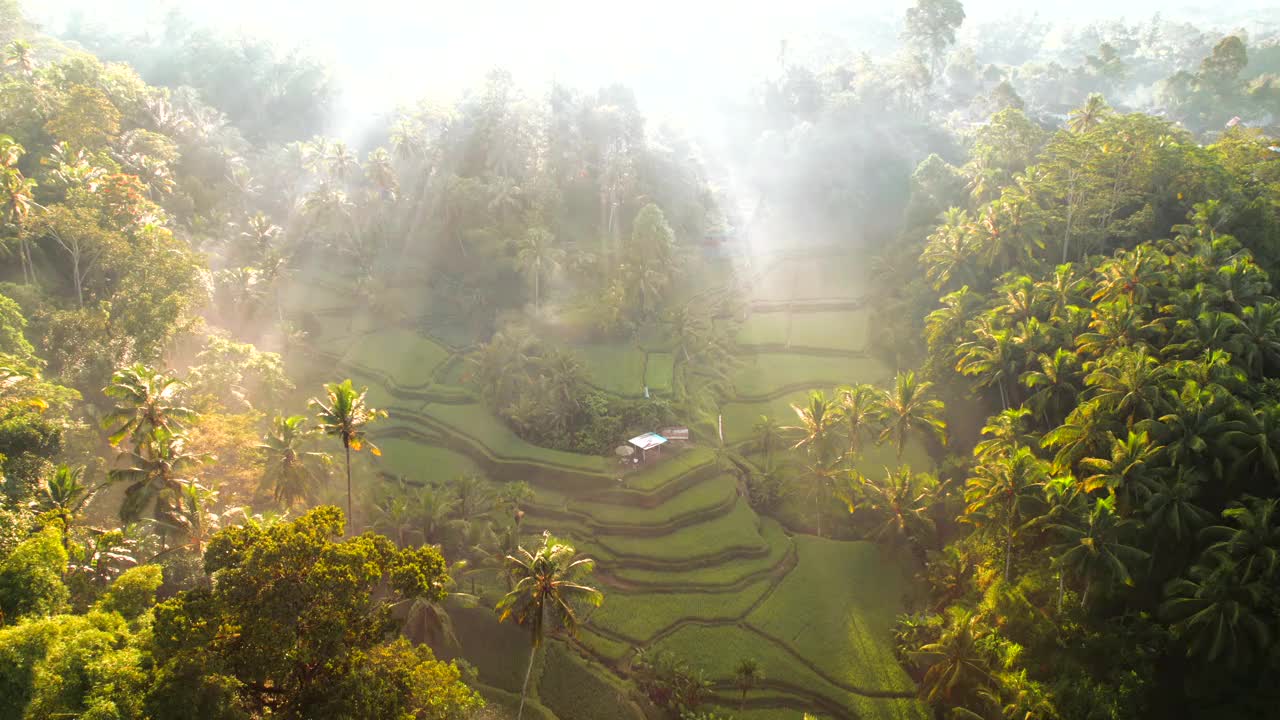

628,432,669,463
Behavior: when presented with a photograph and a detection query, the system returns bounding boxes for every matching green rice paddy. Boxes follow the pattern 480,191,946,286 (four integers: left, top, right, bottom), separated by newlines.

286,249,927,720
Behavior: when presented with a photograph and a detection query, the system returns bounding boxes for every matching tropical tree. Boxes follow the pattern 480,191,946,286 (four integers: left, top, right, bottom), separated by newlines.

838,383,882,458
257,414,331,508
841,466,939,549
733,658,763,711
1161,553,1273,667
1140,470,1214,545
912,611,994,707
516,227,564,311
107,427,209,539
1068,93,1112,133
496,531,603,720
956,324,1018,410
101,364,196,449
310,379,387,529
1021,348,1080,424
1202,496,1280,583
1078,430,1163,514
963,446,1049,580
878,371,947,461
787,390,843,463
37,464,95,548
752,414,785,469
1049,496,1149,606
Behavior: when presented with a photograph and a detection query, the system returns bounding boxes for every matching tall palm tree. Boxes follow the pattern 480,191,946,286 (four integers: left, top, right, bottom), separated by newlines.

39,464,95,549
921,208,976,290
912,612,994,706
310,379,387,529
101,364,196,449
108,427,209,540
1049,496,1149,606
496,531,603,720
516,227,564,311
751,414,785,469
1161,554,1272,667
963,447,1049,580
838,384,881,458
157,482,234,559
1021,348,1080,424
733,658,763,711
841,467,939,549
1083,347,1169,426
1202,496,1280,583
956,324,1019,410
787,390,843,463
1141,470,1214,545
1079,430,1162,514
257,414,332,509
1067,93,1111,133
878,371,947,462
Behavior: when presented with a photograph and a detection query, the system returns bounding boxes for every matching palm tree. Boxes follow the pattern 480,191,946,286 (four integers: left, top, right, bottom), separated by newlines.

787,390,843,463
921,208,976,290
733,658,762,711
414,482,462,547
3,40,34,76
1202,496,1280,583
39,464,95,548
516,227,564,311
1049,496,1149,606
1083,347,1169,426
751,414,785,469
101,364,196,449
497,481,535,528
912,612,994,706
973,407,1035,462
310,379,387,530
963,447,1049,580
838,384,881,458
108,427,209,541
841,467,939,549
1042,403,1111,474
1021,348,1080,424
257,414,331,508
878,371,947,462
157,482,234,559
956,324,1018,410
1068,93,1111,133
1140,469,1213,546
496,531,603,720
1161,554,1272,667
1079,430,1162,514
372,492,418,547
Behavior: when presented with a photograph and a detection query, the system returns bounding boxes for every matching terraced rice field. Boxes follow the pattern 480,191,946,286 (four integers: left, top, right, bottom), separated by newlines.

282,250,928,719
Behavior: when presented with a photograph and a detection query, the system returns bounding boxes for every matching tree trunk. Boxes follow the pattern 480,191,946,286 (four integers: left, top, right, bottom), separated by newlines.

517,642,537,720
345,443,353,532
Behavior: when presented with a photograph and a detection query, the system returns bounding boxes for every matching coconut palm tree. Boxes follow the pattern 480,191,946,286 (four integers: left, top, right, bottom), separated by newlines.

921,208,976,290
3,40,34,76
38,464,95,548
310,379,387,530
877,371,947,462
496,531,603,720
1161,553,1272,667
1202,496,1280,584
912,612,995,706
1141,469,1213,545
516,227,564,311
956,324,1018,410
108,427,210,540
838,383,881,458
1021,348,1080,424
841,466,939,549
1049,496,1149,606
1079,430,1162,514
963,446,1049,580
787,390,843,463
733,658,763,711
752,414,785,469
257,414,331,509
1068,93,1111,133
101,364,196,450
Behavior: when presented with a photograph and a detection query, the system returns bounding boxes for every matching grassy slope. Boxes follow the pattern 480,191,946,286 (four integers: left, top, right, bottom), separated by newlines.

747,537,918,696
732,353,889,399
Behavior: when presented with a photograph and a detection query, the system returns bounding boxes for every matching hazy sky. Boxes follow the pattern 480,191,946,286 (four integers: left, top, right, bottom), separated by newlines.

23,0,1279,138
